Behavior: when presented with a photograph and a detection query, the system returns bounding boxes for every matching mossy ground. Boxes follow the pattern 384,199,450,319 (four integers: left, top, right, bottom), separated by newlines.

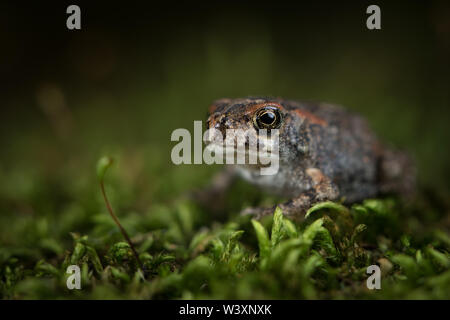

1,157,449,299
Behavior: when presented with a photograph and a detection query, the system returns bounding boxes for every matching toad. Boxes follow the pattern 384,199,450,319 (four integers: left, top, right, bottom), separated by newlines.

200,97,415,219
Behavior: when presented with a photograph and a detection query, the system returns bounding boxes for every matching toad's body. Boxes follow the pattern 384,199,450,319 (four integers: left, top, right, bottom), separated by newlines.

203,97,415,219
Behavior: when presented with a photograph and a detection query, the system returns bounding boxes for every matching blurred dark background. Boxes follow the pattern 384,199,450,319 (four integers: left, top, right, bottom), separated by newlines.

0,0,449,206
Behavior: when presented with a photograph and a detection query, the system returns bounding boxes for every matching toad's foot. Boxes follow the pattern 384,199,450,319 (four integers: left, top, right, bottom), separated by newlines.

241,168,339,220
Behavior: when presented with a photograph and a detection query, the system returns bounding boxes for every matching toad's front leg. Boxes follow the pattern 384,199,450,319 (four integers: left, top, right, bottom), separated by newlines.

241,168,339,220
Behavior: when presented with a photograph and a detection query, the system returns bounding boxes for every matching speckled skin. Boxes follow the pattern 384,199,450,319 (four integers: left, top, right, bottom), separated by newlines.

205,97,415,219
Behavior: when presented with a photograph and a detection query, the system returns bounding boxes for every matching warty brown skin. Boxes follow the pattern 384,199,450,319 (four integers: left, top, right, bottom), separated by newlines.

202,97,415,220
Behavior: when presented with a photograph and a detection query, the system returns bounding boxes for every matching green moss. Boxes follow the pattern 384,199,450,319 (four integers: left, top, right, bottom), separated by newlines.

1,169,449,299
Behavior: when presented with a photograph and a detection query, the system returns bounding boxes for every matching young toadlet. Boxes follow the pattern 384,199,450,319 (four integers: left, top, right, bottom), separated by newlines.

202,97,415,220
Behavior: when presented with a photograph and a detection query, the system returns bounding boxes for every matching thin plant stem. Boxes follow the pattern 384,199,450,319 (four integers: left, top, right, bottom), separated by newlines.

100,179,145,274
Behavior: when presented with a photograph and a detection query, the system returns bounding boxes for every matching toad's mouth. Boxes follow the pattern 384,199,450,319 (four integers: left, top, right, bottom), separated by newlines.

204,142,279,166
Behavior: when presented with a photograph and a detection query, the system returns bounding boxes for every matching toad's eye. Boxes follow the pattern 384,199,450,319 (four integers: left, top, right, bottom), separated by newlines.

253,106,282,130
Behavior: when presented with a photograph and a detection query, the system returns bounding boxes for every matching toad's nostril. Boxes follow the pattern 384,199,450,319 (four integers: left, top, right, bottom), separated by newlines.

219,118,228,138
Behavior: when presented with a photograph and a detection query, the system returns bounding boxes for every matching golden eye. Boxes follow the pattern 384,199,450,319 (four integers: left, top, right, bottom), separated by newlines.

254,106,282,130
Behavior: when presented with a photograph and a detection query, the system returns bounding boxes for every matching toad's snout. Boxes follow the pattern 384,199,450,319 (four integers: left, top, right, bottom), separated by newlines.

206,114,229,138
